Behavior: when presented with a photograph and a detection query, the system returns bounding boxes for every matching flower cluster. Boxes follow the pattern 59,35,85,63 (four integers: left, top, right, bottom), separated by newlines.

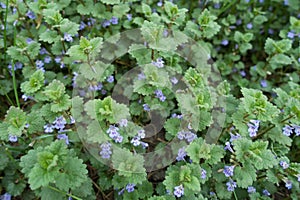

102,16,119,28
279,160,289,169
223,165,235,177
176,147,187,161
106,125,123,143
201,169,207,179
99,142,112,159
282,124,300,136
151,57,164,68
173,184,184,198
177,130,197,143
154,89,166,102
247,186,256,193
226,179,237,192
247,119,260,137
130,129,148,149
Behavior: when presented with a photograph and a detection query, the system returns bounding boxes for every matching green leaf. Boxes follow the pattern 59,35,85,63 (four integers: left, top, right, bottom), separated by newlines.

253,15,268,25
5,106,27,136
142,3,152,16
265,38,292,54
197,9,220,39
112,148,146,184
20,141,88,191
39,30,60,43
50,94,71,113
43,80,65,101
100,0,120,4
21,70,45,94
234,162,257,188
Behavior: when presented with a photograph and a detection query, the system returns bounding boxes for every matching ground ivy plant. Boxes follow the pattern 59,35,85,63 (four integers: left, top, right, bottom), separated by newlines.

0,0,300,199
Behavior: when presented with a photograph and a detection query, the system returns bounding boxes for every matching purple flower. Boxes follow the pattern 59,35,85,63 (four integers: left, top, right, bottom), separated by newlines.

53,116,67,130
107,75,114,83
102,20,111,28
114,135,123,143
260,79,267,88
79,21,86,30
221,39,229,46
154,89,166,102
285,180,292,190
214,3,220,9
44,124,54,133
87,18,96,26
131,136,141,146
57,133,69,145
64,33,73,42
137,129,145,138
157,1,163,6
240,70,246,77
138,72,146,80
201,169,207,179
247,120,260,138
284,0,289,6
140,141,149,149
54,56,61,64
110,16,118,25
0,2,6,9
89,83,103,91
177,130,186,140
107,125,119,137
118,188,125,195
170,77,178,84
282,125,293,136
0,193,11,200
279,160,289,169
236,19,242,25
126,14,132,21
99,142,112,159
226,180,237,192
224,141,234,153
26,11,36,19
44,56,51,64
35,60,44,68
22,94,30,101
262,189,270,196
292,125,300,136
223,166,235,177
247,186,256,193
296,174,300,182
176,147,187,161
185,131,197,143
287,32,295,39
268,29,274,34
230,133,241,142
40,48,48,55
143,104,150,111
8,135,18,142
173,185,184,197
101,89,107,95
152,57,164,68
118,119,128,127
70,116,75,124
126,184,135,193
246,23,253,29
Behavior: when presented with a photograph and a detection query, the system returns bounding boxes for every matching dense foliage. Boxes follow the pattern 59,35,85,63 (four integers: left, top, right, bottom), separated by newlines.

0,0,300,199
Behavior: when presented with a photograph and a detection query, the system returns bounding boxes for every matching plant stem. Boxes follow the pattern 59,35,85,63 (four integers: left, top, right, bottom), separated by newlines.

233,191,238,200
47,185,82,200
5,93,14,106
254,114,295,139
3,0,9,66
12,24,20,108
